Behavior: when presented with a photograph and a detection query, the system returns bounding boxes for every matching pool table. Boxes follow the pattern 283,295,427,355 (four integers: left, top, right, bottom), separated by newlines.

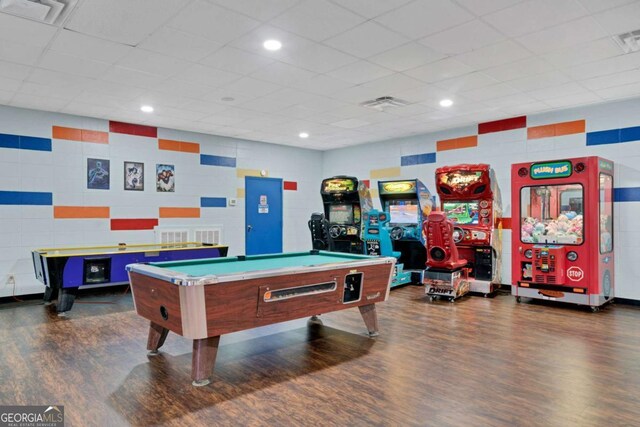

32,242,228,315
126,250,396,386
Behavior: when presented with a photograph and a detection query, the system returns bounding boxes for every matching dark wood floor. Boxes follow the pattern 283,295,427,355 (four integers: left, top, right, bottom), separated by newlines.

1,287,639,427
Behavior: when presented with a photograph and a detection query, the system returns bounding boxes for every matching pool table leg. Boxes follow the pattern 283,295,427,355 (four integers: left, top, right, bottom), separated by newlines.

358,304,379,337
191,336,220,387
147,322,169,355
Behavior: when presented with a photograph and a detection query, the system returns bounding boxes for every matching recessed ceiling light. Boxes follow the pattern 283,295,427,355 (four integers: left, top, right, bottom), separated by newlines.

439,99,453,107
140,105,154,113
299,132,309,138
263,39,282,51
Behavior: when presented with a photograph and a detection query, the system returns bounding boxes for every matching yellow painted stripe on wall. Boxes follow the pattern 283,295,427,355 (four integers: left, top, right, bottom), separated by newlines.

54,206,110,218
159,207,201,218
237,188,245,198
370,167,401,179
236,168,266,178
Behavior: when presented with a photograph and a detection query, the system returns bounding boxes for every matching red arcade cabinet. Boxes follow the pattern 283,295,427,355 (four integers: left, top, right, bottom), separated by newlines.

511,157,614,311
435,164,503,296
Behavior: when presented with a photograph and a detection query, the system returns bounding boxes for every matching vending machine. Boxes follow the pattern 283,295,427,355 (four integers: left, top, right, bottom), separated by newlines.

511,157,614,311
435,164,503,296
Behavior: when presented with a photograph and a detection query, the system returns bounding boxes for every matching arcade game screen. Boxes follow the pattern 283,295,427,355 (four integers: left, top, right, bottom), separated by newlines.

329,204,353,224
389,202,418,224
443,202,479,225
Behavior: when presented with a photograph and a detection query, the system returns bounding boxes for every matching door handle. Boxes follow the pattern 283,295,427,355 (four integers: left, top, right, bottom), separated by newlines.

247,224,253,232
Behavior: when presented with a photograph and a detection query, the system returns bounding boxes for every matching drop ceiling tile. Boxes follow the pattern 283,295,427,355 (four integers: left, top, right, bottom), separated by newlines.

526,81,588,100
0,40,44,66
0,89,14,104
170,63,242,89
181,99,230,115
250,62,316,86
0,76,22,92
593,1,640,34
455,40,532,70
543,91,602,108
577,0,636,13
209,0,300,21
331,118,371,129
291,74,353,96
270,0,366,41
485,92,538,108
324,21,409,58
38,51,111,78
328,61,394,85
482,0,589,37
61,101,115,118
219,77,282,97
82,80,145,100
278,42,358,73
593,81,640,99
359,73,425,96
516,17,609,54
0,60,30,81
116,49,191,78
138,27,222,62
501,101,550,115
199,46,275,75
374,0,474,39
0,12,58,47
508,71,571,91
454,0,526,16
100,66,167,89
404,58,475,83
333,0,413,18
65,0,187,45
419,19,505,55
72,91,129,109
237,96,295,113
27,68,92,89
482,57,555,82
151,78,216,99
275,104,319,119
564,52,640,80
384,103,435,117
541,37,622,68
461,82,520,101
580,69,640,91
368,43,446,72
168,0,260,43
434,72,500,93
48,30,133,64
10,93,69,111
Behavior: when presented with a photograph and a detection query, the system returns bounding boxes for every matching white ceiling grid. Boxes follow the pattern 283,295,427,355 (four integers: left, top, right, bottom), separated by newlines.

0,0,638,149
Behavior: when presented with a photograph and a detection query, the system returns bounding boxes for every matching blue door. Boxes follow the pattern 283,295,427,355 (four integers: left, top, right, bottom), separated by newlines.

245,176,283,255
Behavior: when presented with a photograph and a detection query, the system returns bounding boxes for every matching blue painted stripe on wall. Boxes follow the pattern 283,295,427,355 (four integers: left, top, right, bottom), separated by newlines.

401,152,436,166
201,197,227,208
200,154,236,167
0,191,53,205
614,187,640,202
587,126,640,146
0,133,52,151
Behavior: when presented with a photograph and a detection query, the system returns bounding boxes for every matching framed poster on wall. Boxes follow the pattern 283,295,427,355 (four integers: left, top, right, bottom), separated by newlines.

156,164,175,192
87,158,110,190
124,161,144,191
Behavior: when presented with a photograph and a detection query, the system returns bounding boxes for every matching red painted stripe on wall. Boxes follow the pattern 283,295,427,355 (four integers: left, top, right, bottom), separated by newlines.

499,217,512,229
111,218,159,231
479,116,526,134
109,121,157,138
361,180,370,188
283,181,298,191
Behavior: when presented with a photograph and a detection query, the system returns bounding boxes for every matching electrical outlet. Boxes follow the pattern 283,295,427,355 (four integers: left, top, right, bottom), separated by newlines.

6,274,15,285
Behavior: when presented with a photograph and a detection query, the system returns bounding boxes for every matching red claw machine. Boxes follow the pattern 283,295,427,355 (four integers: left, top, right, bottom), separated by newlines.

511,157,614,311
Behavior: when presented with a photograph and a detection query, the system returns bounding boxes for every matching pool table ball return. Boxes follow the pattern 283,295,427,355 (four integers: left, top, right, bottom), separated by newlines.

126,250,396,386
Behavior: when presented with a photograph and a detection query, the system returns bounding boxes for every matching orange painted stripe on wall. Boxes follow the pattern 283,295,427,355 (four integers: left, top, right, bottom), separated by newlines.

159,207,201,218
158,139,200,153
52,126,109,144
437,135,477,151
528,120,585,140
54,206,110,218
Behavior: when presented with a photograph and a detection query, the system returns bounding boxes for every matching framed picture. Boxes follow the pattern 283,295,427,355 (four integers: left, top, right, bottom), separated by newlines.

87,158,110,190
156,164,175,192
124,161,144,191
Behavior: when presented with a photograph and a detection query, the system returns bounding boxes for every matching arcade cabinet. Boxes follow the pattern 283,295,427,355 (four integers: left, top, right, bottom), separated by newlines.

435,164,502,297
377,179,433,283
511,157,614,311
308,212,330,250
362,209,412,288
423,211,470,302
320,176,373,254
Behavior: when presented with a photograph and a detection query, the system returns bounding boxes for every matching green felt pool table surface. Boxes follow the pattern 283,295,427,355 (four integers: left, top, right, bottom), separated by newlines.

148,251,375,277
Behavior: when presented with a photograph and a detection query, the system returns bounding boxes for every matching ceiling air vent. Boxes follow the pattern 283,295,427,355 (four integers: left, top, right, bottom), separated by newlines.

360,96,410,111
0,0,77,25
613,29,640,53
